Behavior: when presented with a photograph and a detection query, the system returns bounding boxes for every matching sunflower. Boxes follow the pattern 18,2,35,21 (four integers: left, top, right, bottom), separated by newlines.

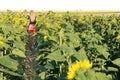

0,36,4,45
0,41,4,45
112,30,118,35
116,35,120,39
67,59,92,80
44,35,48,40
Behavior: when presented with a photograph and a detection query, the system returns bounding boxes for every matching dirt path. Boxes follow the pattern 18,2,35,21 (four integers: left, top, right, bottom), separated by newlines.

23,34,38,80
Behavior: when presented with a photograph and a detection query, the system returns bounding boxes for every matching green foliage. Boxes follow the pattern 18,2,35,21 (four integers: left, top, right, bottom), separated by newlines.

75,69,113,80
112,58,120,67
12,49,26,58
0,56,18,71
0,13,28,79
0,11,120,80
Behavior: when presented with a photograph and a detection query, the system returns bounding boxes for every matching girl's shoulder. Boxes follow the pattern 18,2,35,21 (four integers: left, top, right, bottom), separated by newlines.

27,15,36,20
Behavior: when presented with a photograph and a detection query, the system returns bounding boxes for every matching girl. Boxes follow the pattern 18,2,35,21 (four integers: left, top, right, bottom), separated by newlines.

28,10,36,51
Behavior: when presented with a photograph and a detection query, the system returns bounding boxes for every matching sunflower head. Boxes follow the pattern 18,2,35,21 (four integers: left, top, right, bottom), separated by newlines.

67,59,92,80
0,35,4,45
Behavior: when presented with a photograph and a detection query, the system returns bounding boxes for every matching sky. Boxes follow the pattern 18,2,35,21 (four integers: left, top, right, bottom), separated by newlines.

0,0,120,11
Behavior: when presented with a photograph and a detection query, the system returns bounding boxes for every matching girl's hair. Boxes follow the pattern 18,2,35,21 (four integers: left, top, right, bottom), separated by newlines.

29,10,36,22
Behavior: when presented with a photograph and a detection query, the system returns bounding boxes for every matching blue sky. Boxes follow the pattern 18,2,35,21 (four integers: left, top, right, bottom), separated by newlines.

0,0,120,11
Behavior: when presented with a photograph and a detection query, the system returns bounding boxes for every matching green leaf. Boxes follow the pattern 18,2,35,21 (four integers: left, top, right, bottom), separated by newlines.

0,68,22,77
0,72,4,80
73,47,87,60
66,33,80,47
46,50,65,61
45,62,54,69
107,29,113,35
39,72,45,80
14,40,25,51
85,69,97,80
95,45,109,59
7,35,15,41
35,54,43,61
61,46,76,56
12,49,26,58
0,56,19,71
2,26,11,35
107,67,118,72
75,70,86,80
112,58,120,67
95,72,112,80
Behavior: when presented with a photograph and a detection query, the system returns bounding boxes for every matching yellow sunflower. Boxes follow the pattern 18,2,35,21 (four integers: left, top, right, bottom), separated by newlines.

112,30,118,35
116,35,120,39
44,35,48,40
67,59,92,80
0,36,4,45
0,41,4,45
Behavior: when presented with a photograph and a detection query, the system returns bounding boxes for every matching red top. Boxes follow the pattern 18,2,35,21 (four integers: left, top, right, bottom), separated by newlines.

29,24,36,33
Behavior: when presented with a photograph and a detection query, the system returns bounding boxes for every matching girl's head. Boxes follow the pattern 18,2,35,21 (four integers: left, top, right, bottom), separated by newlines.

29,10,36,22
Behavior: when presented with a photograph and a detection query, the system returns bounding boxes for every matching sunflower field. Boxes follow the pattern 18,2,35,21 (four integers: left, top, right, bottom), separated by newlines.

0,10,120,80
